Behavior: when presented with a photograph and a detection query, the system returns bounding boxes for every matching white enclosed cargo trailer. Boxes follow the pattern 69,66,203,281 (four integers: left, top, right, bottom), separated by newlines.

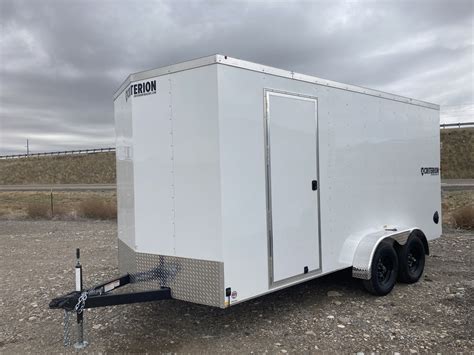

113,55,441,308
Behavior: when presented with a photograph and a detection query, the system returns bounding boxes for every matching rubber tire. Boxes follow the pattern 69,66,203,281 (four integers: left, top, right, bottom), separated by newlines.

363,242,399,296
397,236,425,283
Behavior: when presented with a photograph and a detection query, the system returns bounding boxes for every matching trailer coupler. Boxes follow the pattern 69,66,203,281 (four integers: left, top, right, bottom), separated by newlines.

49,249,172,349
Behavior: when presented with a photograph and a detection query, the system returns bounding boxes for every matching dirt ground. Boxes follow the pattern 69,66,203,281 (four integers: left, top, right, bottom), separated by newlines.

0,219,472,354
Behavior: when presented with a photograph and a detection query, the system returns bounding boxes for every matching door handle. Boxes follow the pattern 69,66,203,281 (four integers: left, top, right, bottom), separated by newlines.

312,180,318,191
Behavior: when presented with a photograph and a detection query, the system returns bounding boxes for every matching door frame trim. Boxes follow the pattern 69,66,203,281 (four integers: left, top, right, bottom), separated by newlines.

263,88,322,288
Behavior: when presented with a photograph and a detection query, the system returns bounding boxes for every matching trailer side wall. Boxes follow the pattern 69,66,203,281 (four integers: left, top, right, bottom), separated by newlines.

120,65,223,261
217,64,441,305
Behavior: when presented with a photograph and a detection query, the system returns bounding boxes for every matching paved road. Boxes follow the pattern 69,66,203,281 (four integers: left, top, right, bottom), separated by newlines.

0,180,472,191
441,179,474,190
0,184,116,191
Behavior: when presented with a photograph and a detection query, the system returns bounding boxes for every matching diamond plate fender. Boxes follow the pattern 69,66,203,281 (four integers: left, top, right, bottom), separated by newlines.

351,228,418,280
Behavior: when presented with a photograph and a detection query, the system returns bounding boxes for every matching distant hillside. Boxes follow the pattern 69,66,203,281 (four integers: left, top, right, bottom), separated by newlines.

0,128,472,185
441,128,474,179
0,152,116,185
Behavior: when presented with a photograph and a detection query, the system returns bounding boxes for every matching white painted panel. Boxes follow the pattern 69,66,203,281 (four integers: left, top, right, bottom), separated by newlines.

131,75,175,255
218,67,324,304
311,88,440,269
114,88,135,249
218,64,441,305
217,68,270,304
170,66,223,261
267,92,320,282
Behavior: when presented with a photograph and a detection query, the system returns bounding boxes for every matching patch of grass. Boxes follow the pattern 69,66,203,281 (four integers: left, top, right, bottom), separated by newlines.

79,199,117,220
0,152,116,185
26,203,51,219
452,206,474,230
441,190,474,227
441,128,474,179
52,206,77,220
0,191,116,219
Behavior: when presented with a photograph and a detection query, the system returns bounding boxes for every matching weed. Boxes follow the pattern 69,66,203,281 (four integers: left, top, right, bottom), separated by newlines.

26,203,50,219
79,199,117,220
452,205,474,230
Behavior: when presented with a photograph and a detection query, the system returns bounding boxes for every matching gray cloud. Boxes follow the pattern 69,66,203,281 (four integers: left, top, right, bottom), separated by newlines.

1,0,473,154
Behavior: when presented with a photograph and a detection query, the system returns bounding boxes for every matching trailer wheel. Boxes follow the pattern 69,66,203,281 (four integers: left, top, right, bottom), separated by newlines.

363,242,398,296
397,235,425,283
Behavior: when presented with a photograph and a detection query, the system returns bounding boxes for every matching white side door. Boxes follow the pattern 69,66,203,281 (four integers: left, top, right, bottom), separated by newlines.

265,90,320,285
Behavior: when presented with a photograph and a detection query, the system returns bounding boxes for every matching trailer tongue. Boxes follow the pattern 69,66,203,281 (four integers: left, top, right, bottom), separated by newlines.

49,274,171,311
49,249,171,348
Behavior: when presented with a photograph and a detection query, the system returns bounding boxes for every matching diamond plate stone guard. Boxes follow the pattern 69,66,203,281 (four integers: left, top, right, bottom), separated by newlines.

118,239,225,308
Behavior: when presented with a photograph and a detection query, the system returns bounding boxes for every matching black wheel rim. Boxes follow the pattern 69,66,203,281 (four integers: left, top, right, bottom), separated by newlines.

407,243,423,274
376,255,394,285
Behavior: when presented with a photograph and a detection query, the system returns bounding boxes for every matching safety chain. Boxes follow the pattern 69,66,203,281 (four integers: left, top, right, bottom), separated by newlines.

60,277,113,347
62,291,88,347
74,291,88,314
63,310,71,347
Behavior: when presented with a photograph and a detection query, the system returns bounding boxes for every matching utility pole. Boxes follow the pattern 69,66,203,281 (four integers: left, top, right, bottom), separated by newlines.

26,139,29,156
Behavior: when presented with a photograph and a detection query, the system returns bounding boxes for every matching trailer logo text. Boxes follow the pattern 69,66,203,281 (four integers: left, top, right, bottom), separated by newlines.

420,167,439,176
125,80,156,101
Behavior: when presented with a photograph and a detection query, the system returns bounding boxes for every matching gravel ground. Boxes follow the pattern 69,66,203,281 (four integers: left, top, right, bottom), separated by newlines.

0,220,472,353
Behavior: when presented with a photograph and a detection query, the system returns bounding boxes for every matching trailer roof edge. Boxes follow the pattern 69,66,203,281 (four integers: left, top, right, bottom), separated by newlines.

113,55,219,100
113,54,440,110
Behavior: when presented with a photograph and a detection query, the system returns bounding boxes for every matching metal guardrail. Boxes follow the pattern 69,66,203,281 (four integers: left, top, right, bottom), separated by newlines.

0,147,115,160
440,122,474,129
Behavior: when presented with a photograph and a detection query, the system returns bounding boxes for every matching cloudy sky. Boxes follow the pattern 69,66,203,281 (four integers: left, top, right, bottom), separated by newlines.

1,0,473,154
